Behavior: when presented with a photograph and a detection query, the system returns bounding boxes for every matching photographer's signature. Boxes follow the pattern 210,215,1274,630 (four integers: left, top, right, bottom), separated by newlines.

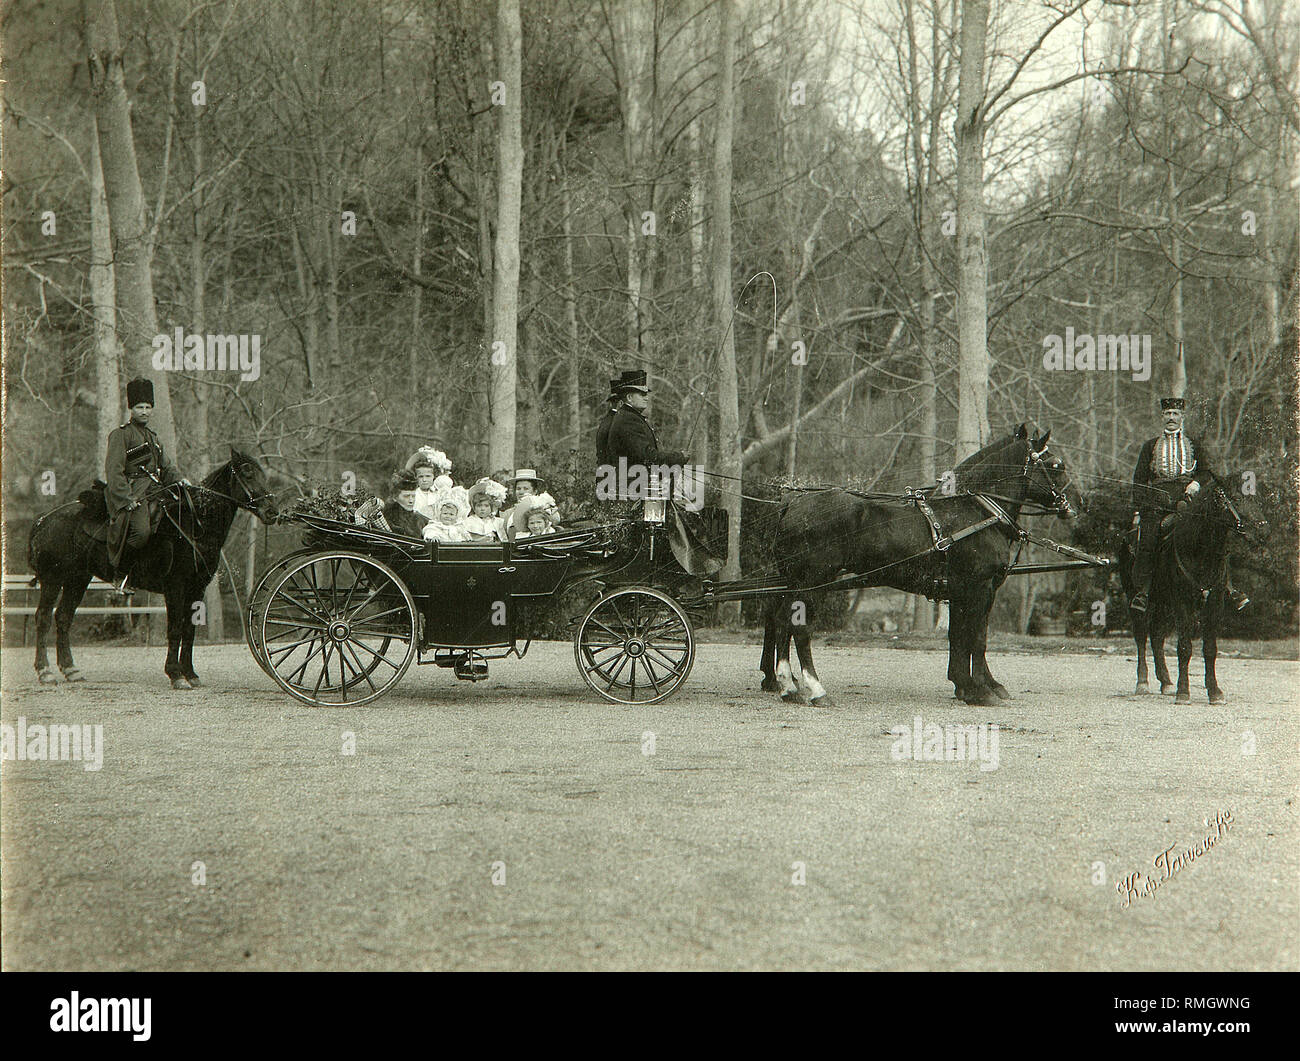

1116,810,1234,908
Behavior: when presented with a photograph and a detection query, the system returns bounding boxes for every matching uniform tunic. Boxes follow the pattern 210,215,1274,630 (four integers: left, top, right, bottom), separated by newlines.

1131,431,1214,519
594,405,618,467
605,407,687,471
104,419,181,560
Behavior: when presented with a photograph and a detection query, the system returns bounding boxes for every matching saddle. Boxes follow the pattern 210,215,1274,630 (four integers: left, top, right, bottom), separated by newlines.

76,481,112,542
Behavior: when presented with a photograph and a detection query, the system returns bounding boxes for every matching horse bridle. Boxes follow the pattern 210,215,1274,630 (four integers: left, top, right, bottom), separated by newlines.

162,459,277,517
1020,444,1073,516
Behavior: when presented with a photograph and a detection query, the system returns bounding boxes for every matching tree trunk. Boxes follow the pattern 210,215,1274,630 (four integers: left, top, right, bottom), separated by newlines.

89,119,122,472
614,0,657,368
488,0,522,471
410,142,426,437
712,0,742,601
84,0,177,456
190,89,223,642
954,0,990,460
561,162,582,447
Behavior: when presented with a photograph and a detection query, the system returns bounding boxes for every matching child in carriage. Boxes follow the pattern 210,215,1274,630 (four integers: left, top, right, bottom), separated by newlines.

422,484,474,543
405,447,453,518
509,492,562,540
465,478,507,541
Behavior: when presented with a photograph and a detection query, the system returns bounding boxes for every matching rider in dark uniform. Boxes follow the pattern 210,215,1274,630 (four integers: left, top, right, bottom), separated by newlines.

1129,396,1246,612
105,377,187,592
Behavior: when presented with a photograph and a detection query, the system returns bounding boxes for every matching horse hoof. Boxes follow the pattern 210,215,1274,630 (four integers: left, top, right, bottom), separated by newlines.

61,669,86,683
1160,684,1176,695
1175,691,1190,704
185,675,203,687
780,690,805,704
1208,691,1226,705
991,685,1012,701
760,678,780,693
37,669,58,685
810,695,835,708
171,677,193,690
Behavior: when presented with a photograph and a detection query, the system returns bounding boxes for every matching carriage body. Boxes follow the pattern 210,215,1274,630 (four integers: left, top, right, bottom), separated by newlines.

247,507,707,707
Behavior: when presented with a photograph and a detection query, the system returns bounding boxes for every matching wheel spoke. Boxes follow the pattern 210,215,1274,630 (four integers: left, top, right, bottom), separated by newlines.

312,643,335,697
348,637,401,670
285,635,326,684
342,642,380,695
268,633,321,659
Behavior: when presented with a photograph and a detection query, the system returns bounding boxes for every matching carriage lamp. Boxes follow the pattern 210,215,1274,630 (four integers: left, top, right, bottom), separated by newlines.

643,496,667,523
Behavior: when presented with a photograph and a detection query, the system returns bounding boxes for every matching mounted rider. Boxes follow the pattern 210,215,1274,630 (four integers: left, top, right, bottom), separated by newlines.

1129,355,1247,613
104,377,189,593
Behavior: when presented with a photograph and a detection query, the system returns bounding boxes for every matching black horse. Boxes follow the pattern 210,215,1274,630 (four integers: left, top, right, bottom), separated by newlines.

1117,477,1268,703
27,448,278,689
759,426,1080,706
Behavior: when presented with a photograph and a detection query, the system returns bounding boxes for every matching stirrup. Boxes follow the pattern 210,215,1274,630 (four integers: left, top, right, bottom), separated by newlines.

114,573,134,596
1129,593,1148,613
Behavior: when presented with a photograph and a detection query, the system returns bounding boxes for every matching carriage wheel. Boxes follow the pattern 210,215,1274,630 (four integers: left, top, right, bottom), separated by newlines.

246,548,319,678
574,586,695,705
258,551,417,707
247,548,394,688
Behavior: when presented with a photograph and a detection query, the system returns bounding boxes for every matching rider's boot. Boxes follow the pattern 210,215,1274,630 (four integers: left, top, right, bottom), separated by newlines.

1225,579,1249,611
113,549,136,596
1130,539,1153,613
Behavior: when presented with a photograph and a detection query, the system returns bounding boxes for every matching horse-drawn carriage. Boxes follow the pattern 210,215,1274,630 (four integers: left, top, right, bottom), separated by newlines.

246,428,1116,709
245,501,711,707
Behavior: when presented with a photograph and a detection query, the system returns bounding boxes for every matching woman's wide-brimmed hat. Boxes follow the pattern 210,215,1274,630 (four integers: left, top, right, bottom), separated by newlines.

468,477,508,508
508,468,546,488
511,492,557,535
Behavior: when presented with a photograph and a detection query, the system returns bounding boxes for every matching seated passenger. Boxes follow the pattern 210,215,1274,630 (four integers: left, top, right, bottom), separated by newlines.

465,478,507,541
514,508,553,541
422,484,474,543
371,469,429,539
509,493,559,541
410,460,439,518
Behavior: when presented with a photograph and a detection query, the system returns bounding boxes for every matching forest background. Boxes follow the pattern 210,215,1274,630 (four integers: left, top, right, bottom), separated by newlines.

3,0,1296,641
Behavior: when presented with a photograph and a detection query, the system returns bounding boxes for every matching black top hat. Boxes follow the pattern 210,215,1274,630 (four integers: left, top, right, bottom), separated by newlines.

126,377,155,407
1159,397,1186,411
615,369,649,393
607,377,623,400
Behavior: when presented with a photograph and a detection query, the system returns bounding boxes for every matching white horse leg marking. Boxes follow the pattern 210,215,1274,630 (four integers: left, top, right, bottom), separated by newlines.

800,668,827,701
776,659,799,698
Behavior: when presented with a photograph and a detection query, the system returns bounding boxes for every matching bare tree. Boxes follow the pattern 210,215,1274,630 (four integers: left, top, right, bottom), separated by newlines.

488,0,522,469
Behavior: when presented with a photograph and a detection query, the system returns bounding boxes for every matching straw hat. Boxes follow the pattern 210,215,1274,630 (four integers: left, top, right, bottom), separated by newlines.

508,468,547,489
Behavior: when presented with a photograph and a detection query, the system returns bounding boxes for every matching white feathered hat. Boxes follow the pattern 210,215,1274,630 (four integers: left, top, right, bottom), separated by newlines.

432,484,470,522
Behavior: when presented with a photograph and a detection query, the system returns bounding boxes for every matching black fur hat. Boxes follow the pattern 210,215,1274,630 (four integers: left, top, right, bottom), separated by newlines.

126,377,155,407
391,469,419,493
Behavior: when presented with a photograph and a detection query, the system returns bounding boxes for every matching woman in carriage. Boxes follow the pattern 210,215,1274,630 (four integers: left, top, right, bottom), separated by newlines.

354,469,429,538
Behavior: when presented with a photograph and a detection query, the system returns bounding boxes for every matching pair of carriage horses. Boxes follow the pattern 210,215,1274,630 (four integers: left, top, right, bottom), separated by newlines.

26,426,1267,704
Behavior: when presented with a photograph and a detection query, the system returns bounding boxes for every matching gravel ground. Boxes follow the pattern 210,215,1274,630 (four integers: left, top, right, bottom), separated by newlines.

2,638,1296,970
